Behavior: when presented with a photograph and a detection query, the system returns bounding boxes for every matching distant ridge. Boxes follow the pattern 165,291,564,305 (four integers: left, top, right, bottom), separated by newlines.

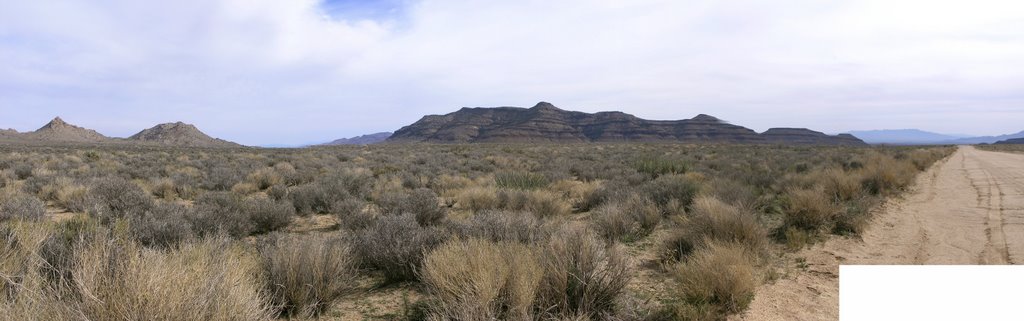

389,102,865,145
995,138,1024,145
322,132,392,145
944,131,1024,145
129,122,241,148
847,129,966,145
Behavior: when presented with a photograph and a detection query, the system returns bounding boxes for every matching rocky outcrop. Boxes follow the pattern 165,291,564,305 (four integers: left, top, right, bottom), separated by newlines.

322,132,392,145
25,117,110,143
128,122,241,148
761,128,867,146
390,102,865,145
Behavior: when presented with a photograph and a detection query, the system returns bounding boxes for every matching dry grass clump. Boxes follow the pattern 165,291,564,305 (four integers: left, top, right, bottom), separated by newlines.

260,234,357,318
670,242,758,319
660,196,768,264
38,177,90,212
497,189,571,218
549,179,602,212
783,188,838,232
353,214,449,282
860,154,916,196
421,238,542,320
592,194,661,243
495,171,550,190
535,225,630,319
634,155,688,178
456,186,500,213
74,235,272,321
818,167,863,202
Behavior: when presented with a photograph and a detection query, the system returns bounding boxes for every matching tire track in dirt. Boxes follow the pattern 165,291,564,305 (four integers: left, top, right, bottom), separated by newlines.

733,146,1024,321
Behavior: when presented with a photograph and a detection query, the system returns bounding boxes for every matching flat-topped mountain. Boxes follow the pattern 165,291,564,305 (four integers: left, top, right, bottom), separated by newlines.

761,128,866,146
389,102,865,145
129,122,241,148
26,117,110,143
322,132,392,145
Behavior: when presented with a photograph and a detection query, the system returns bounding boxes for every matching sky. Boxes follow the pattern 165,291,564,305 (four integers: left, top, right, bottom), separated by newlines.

1,0,1022,146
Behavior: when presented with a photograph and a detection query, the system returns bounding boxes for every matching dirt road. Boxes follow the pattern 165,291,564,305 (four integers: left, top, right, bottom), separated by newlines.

733,146,1024,320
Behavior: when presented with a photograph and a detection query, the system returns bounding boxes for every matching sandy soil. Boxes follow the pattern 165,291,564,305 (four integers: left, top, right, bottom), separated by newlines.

733,146,1024,321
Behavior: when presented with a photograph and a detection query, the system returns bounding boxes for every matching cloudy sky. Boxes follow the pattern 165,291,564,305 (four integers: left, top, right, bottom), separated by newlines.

1,0,1022,146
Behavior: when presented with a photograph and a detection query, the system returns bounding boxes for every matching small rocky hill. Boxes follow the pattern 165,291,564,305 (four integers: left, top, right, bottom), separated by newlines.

128,122,241,148
25,117,111,143
389,102,865,145
322,132,392,145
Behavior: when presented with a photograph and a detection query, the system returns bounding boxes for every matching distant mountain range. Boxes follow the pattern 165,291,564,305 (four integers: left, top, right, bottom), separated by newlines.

995,138,1024,145
321,132,392,145
0,117,243,148
389,102,866,145
846,129,1024,145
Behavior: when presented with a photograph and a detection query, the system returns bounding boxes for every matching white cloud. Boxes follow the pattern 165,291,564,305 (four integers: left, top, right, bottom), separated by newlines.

0,0,1022,145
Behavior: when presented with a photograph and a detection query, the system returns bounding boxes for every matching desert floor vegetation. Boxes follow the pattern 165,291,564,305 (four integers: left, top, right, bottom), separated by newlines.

0,143,953,320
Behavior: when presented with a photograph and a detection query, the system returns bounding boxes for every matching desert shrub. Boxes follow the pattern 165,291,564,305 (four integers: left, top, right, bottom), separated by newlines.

642,174,700,211
457,187,500,213
289,183,333,214
784,188,838,232
704,178,759,210
377,188,446,226
353,214,449,282
0,194,46,222
207,166,244,191
131,203,194,248
661,196,768,263
634,156,688,178
421,239,542,320
190,192,253,238
535,225,630,319
671,242,758,318
819,168,863,202
495,171,549,190
87,177,153,223
231,182,260,196
592,195,661,243
267,184,288,201
74,236,272,321
243,198,296,235
290,173,370,215
260,234,356,318
452,210,547,244
12,163,33,180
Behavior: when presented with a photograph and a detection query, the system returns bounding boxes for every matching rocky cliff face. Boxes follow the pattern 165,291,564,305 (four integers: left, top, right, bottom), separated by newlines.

128,122,241,148
390,102,865,145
